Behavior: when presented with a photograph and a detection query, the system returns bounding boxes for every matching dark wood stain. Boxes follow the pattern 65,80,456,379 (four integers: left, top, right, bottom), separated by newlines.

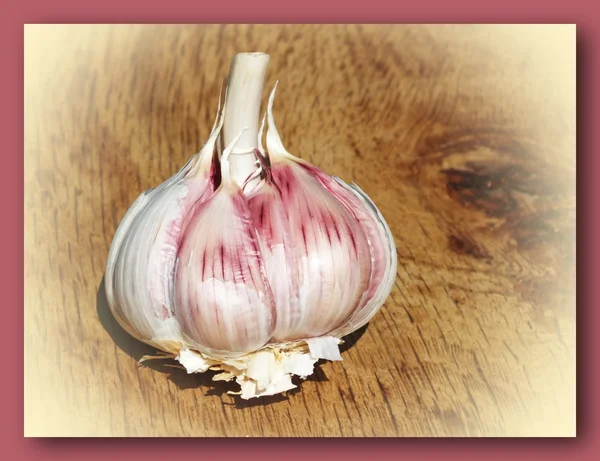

448,233,490,260
443,167,519,217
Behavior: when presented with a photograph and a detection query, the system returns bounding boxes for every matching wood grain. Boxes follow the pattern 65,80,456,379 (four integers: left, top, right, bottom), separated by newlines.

24,24,576,437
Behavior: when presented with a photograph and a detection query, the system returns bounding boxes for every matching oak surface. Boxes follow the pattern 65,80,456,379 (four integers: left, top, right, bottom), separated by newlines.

24,24,576,437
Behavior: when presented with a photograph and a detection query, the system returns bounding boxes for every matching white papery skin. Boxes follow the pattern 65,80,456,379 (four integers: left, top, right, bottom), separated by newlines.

104,85,397,398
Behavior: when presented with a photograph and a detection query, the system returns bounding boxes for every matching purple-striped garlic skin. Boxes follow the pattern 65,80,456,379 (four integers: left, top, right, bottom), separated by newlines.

174,187,276,358
247,159,373,341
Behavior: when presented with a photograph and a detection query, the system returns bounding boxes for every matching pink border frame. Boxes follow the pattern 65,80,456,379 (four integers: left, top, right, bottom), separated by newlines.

10,0,592,456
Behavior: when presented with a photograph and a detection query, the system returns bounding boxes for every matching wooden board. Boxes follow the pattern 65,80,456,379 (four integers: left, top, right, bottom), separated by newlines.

24,24,576,437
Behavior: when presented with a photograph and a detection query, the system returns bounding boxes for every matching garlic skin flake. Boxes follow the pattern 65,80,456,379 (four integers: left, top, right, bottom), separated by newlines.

105,53,397,399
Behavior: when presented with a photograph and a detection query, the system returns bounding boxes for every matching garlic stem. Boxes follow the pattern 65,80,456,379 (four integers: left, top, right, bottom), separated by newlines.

223,52,270,187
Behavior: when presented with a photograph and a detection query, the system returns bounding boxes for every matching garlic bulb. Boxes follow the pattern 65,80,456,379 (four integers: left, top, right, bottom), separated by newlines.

105,53,397,399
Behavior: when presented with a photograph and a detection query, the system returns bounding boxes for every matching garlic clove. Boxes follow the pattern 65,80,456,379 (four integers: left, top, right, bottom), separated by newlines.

245,156,302,341
254,157,373,340
173,131,277,358
326,180,398,337
105,96,225,351
294,157,398,337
